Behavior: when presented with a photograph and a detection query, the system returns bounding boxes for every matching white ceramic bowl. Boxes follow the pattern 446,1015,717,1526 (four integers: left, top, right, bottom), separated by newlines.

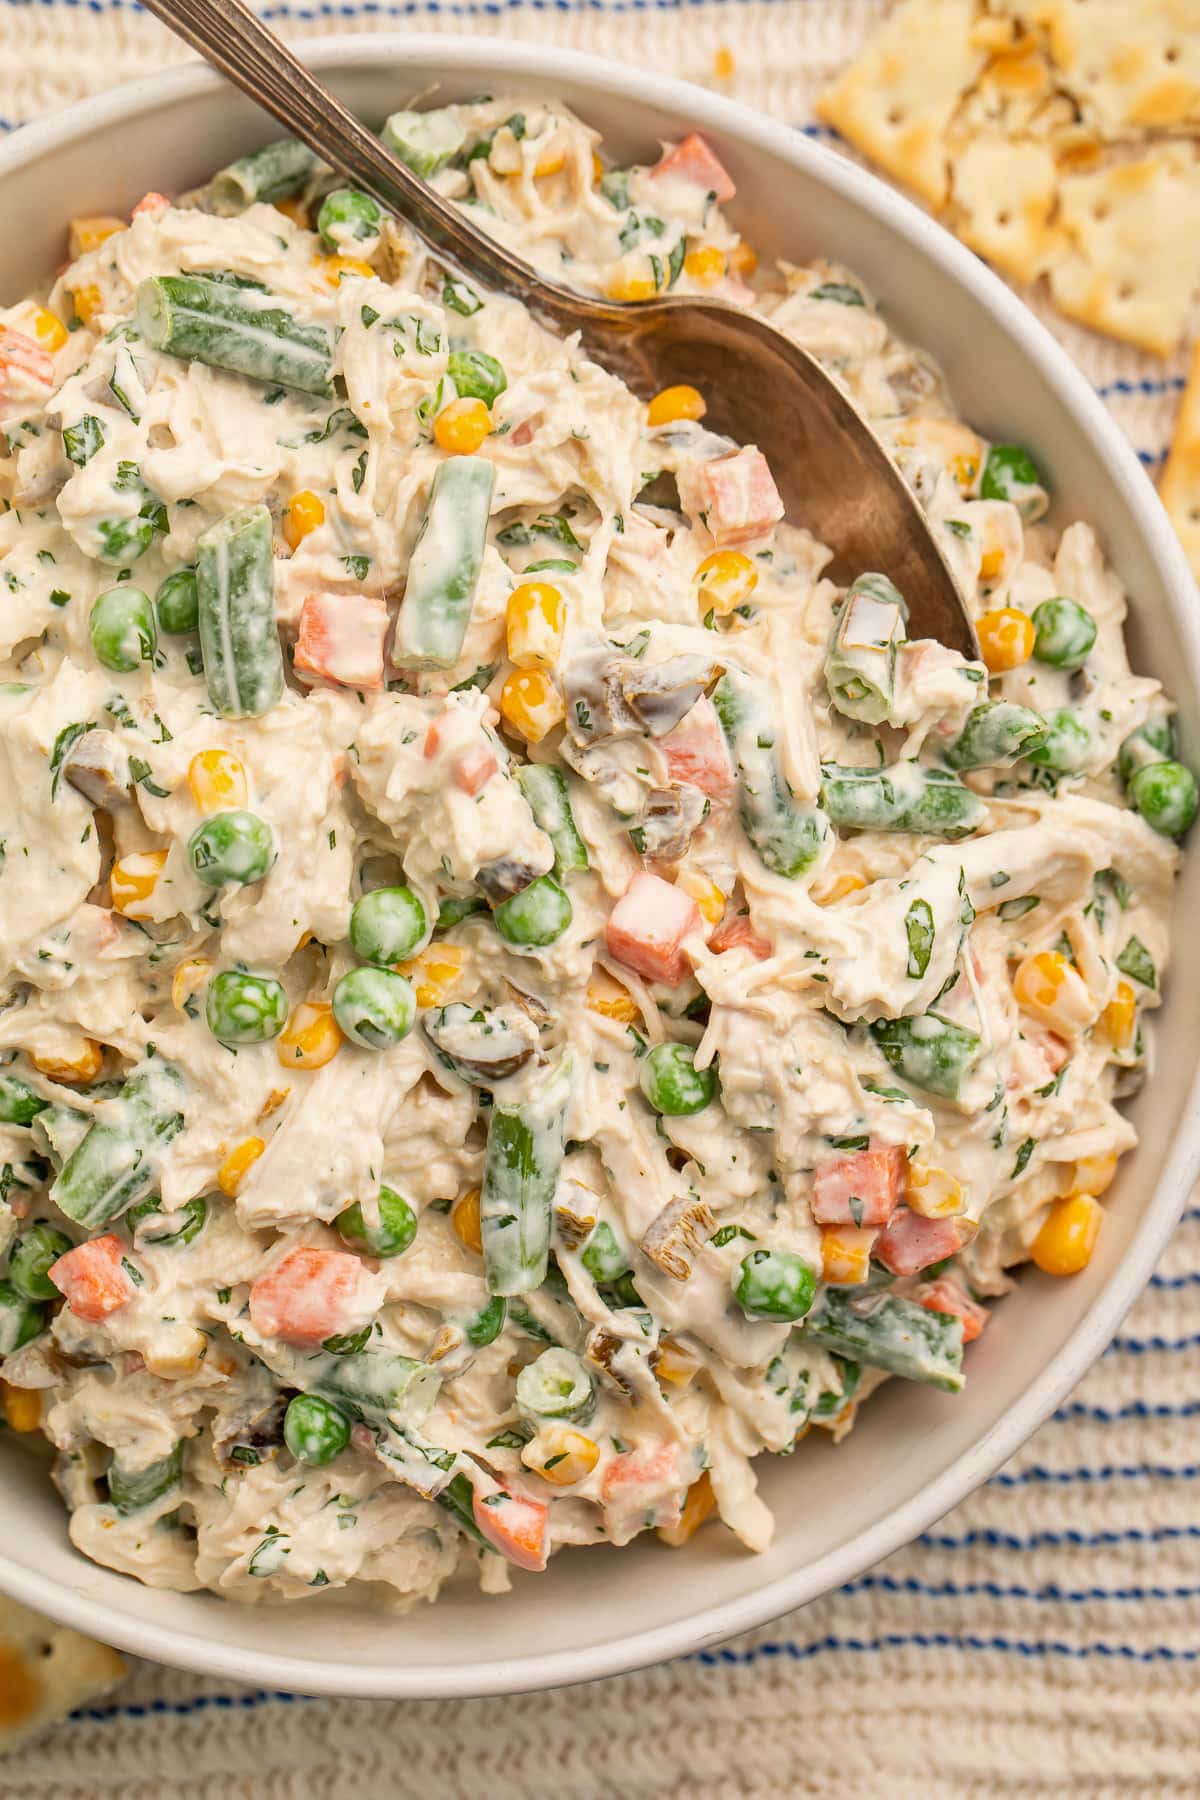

2,37,1199,1700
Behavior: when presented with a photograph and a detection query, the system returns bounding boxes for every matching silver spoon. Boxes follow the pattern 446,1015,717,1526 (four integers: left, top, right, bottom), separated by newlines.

138,0,976,656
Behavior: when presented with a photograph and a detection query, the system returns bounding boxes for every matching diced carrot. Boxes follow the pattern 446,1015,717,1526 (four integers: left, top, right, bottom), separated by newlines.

812,1143,906,1228
601,1440,682,1500
132,192,171,218
248,1246,378,1348
874,1208,963,1277
471,1486,550,1572
918,1277,989,1344
423,713,451,759
0,326,54,410
650,132,736,203
677,447,784,548
661,696,735,803
294,592,388,691
454,743,498,796
605,871,701,988
708,913,772,960
48,1236,134,1325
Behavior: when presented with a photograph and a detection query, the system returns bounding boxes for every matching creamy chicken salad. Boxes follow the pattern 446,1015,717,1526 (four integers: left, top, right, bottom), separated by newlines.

0,98,1193,1604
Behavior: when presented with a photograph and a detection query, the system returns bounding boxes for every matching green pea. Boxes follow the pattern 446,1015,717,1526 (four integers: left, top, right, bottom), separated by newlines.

581,1220,628,1286
604,1271,642,1309
1128,760,1199,837
156,568,200,635
332,967,415,1049
337,1185,418,1258
639,1042,717,1115
980,443,1049,521
317,188,383,251
206,970,288,1046
1031,596,1096,671
284,1393,351,1466
349,886,429,966
188,810,275,888
1118,715,1176,786
0,1073,49,1126
1027,708,1091,775
126,1193,208,1246
492,876,572,948
89,584,157,672
9,1223,73,1301
447,350,507,408
0,1279,45,1355
733,1248,817,1322
466,1294,507,1347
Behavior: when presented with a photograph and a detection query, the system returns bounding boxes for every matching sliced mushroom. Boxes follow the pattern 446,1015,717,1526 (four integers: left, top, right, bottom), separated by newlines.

640,1192,716,1282
562,635,719,746
64,729,132,810
631,784,711,862
475,848,552,902
212,1392,287,1471
621,656,718,737
553,1176,599,1251
502,978,553,1028
423,1002,540,1085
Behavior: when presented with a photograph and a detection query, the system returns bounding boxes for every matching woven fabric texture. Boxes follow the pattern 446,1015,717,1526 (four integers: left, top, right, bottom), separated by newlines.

0,2,1197,1792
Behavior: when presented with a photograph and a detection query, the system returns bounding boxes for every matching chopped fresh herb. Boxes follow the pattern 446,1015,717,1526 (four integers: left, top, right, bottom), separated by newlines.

1116,935,1156,990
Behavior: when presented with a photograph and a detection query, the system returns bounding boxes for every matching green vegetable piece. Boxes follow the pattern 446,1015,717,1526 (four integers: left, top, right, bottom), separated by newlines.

435,895,487,932
188,809,275,888
942,701,1048,772
639,1042,716,1116
89,585,156,673
63,414,105,467
338,1185,418,1258
492,875,572,948
1118,715,1176,786
581,1221,628,1286
317,188,383,252
812,1355,863,1418
466,1294,506,1347
980,443,1049,523
107,1443,184,1515
10,1223,73,1301
392,456,495,671
51,1060,185,1229
156,568,199,635
713,671,830,877
515,1346,595,1423
1128,760,1198,837
1031,596,1097,672
210,138,317,209
284,1393,351,1466
481,1058,570,1296
126,1193,208,1246
381,109,467,177
810,282,865,306
447,350,507,407
824,572,908,725
805,1287,964,1392
1028,708,1091,776
515,764,589,877
0,1074,49,1127
348,886,429,966
869,1012,981,1101
733,1249,817,1322
205,971,287,1047
136,274,333,396
904,898,935,978
196,504,284,718
332,967,416,1049
442,276,483,318
315,1347,439,1426
1116,935,1157,990
821,762,985,837
0,1281,44,1354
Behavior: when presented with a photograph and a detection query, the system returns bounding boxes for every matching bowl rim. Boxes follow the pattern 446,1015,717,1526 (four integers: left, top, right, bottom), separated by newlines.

2,32,1200,1700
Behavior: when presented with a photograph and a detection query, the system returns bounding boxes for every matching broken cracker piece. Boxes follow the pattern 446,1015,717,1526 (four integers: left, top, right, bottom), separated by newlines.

1049,146,1200,355
950,134,1066,282
0,1595,126,1751
995,0,1200,140
816,0,989,208
1161,340,1200,581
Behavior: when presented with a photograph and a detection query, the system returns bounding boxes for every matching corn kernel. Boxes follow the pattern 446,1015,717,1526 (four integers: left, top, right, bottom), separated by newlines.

728,240,758,278
1,1381,41,1433
1099,981,1137,1052
452,1187,483,1254
397,942,468,1009
657,1470,716,1546
30,308,68,353
499,666,565,744
434,397,491,455
171,956,212,1013
694,549,758,617
277,1000,344,1070
506,581,565,670
1012,950,1093,1032
318,255,375,286
647,384,707,428
144,1329,208,1380
534,147,567,179
585,973,639,1024
68,215,124,258
976,607,1035,673
812,869,867,905
655,1338,703,1387
592,152,605,185
820,1225,874,1286
1031,1193,1102,1276
70,284,104,327
283,489,325,550
607,264,658,303
1073,1150,1119,1197
31,1040,104,1086
683,245,727,287
110,848,169,920
904,1162,965,1219
188,748,248,814
675,867,725,926
274,194,310,228
713,46,736,80
896,418,983,492
524,1427,601,1486
258,1086,291,1121
218,1136,265,1197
